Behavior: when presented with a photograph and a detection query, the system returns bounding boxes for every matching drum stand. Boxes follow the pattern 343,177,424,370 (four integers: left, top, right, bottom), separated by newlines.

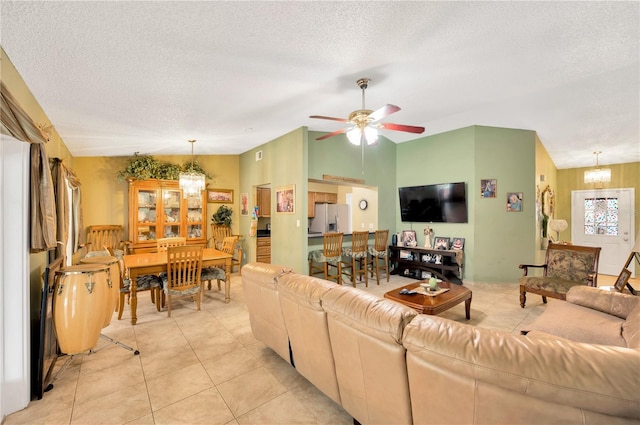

92,333,140,355
46,335,140,394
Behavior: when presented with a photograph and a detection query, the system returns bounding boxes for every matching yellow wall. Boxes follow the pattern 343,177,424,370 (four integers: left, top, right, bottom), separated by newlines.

557,162,640,275
1,48,72,163
73,155,241,243
1,47,74,325
535,135,558,256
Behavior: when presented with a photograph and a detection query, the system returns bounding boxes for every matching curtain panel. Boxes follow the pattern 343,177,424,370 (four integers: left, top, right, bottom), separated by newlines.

51,159,85,264
1,81,57,251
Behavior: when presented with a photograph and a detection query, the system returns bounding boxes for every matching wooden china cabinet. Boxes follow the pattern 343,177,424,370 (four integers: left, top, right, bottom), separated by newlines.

128,179,207,253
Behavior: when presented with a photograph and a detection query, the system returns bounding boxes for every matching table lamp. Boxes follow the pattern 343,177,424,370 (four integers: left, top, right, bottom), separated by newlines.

549,219,568,242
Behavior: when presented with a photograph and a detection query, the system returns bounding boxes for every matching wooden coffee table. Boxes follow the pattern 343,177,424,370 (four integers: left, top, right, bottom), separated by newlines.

384,281,472,319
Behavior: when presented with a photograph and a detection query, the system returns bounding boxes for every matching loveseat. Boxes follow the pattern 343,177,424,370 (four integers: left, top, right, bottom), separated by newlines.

242,262,640,424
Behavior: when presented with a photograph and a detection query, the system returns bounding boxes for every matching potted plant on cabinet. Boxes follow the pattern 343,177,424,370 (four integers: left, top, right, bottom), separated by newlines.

212,205,233,227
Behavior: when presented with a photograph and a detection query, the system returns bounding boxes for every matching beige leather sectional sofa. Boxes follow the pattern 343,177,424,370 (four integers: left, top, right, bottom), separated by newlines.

242,263,640,424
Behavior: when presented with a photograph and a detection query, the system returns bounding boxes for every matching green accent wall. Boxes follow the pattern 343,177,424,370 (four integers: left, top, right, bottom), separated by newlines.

238,127,399,273
237,124,541,282
396,126,537,282
308,130,398,234
239,128,309,273
473,126,537,282
306,130,398,258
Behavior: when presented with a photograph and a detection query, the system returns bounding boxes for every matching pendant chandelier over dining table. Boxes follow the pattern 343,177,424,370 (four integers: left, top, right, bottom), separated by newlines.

179,139,205,198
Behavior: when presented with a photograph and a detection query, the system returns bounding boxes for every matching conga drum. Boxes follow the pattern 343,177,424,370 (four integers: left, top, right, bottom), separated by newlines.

80,255,120,327
53,264,109,354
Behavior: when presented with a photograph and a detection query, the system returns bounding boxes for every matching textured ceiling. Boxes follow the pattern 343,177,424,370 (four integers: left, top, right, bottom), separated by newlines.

1,1,638,169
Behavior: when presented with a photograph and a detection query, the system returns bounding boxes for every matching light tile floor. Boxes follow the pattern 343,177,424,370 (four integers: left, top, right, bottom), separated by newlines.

5,272,635,425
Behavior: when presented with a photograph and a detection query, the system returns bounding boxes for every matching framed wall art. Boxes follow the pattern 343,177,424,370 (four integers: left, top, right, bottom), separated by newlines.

507,192,523,212
480,179,496,198
240,192,249,216
207,189,234,203
275,185,295,214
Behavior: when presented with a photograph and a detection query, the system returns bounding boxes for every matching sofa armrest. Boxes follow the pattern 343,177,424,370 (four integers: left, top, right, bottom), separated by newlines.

403,315,640,421
566,285,640,319
518,263,546,277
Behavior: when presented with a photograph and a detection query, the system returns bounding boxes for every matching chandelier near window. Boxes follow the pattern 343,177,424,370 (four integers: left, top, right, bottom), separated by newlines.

179,139,205,199
583,151,611,185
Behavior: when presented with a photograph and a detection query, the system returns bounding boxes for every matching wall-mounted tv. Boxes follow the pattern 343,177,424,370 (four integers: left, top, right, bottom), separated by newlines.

399,182,468,223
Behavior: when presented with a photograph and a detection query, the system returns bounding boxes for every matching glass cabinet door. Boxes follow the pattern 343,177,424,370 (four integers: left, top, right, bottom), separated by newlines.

163,189,182,238
136,189,158,242
186,195,204,240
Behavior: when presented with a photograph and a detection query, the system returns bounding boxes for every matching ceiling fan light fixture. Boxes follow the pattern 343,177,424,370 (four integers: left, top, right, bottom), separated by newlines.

346,126,378,146
310,77,424,145
346,127,362,145
364,126,378,145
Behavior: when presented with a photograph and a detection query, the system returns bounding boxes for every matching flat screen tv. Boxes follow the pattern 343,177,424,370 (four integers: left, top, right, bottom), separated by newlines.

399,182,468,223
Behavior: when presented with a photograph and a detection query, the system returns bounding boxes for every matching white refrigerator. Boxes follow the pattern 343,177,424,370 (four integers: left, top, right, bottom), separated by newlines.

310,203,352,234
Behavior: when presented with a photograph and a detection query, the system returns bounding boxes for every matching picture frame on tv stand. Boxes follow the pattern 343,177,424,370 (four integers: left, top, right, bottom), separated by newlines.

434,237,450,250
401,230,417,247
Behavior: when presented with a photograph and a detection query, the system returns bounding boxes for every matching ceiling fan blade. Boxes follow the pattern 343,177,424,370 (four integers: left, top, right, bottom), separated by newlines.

368,104,401,122
316,127,349,140
378,122,425,134
309,115,350,123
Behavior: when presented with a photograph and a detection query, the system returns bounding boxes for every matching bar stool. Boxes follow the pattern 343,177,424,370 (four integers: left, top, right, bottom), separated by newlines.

368,229,390,284
308,232,344,284
342,231,369,287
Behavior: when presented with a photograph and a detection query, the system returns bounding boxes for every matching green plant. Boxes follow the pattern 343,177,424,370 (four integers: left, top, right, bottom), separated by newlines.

212,205,233,226
117,152,211,182
541,213,549,238
182,161,209,176
117,153,160,182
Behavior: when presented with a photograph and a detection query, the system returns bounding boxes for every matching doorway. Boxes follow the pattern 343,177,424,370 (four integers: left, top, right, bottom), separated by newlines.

1,135,31,416
571,188,635,276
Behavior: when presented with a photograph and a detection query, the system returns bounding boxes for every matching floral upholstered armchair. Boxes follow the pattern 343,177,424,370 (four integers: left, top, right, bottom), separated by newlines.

519,243,601,308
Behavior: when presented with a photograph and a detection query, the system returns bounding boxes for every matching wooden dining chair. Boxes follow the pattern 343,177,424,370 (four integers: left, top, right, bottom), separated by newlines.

342,231,369,287
106,247,162,320
308,232,344,284
209,224,232,249
83,225,130,255
368,230,390,284
221,235,243,275
153,237,188,307
201,236,236,291
156,237,186,252
162,245,203,317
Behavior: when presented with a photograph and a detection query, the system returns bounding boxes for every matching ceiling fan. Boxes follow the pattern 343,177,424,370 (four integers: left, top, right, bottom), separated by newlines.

310,77,425,146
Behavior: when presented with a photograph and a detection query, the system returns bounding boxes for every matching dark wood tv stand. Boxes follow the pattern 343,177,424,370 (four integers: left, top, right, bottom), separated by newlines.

389,245,464,283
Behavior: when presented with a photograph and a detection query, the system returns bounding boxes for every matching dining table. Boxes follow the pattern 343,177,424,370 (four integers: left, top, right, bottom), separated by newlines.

123,247,233,325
